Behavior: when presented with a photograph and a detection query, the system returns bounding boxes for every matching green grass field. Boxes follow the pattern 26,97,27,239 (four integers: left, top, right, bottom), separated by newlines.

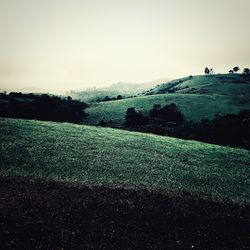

83,74,250,126
150,74,250,95
0,118,249,203
84,93,250,126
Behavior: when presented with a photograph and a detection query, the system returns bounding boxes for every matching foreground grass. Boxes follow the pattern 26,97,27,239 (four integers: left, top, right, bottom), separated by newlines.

0,118,249,202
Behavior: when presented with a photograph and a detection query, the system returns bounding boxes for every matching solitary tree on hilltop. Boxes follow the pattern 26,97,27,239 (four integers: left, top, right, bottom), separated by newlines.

233,66,240,73
204,67,213,75
204,67,209,75
243,68,250,75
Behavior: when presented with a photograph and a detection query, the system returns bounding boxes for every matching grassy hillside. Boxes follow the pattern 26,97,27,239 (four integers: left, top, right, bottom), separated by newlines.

84,93,250,126
84,74,250,126
0,118,249,202
148,74,250,95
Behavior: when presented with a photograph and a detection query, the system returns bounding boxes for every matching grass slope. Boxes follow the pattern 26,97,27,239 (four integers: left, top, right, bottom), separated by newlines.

84,93,250,126
84,74,250,126
150,74,250,95
0,118,249,202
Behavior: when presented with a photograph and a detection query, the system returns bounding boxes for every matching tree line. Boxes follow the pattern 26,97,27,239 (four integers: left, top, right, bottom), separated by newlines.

0,92,88,123
204,66,250,75
123,104,250,149
96,95,123,102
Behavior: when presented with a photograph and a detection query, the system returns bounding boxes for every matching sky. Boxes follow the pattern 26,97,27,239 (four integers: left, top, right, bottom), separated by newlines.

0,0,250,92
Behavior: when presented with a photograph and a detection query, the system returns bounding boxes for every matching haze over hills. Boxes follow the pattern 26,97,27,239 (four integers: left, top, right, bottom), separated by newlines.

70,78,171,102
0,77,171,98
104,78,171,92
0,86,67,95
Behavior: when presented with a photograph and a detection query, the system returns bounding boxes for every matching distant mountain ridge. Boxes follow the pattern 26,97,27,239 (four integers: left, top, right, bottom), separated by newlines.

107,78,171,93
71,78,171,93
70,78,171,102
0,87,66,95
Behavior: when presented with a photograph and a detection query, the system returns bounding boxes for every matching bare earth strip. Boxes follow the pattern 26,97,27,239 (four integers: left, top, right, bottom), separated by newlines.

0,176,249,249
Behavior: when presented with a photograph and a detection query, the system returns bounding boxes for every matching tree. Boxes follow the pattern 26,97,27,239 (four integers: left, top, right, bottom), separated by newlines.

233,66,240,73
149,104,161,117
243,68,250,75
149,103,184,125
124,107,147,127
204,67,210,75
99,119,108,127
229,70,234,74
104,96,111,101
204,67,213,75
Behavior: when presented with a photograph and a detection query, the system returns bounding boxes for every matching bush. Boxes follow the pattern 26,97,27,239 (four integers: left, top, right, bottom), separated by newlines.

99,119,108,127
125,108,148,128
149,103,184,125
175,111,250,149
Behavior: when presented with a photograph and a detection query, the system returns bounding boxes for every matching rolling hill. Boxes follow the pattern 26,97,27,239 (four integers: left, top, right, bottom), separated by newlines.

146,74,250,95
1,117,250,249
83,74,250,127
0,117,249,202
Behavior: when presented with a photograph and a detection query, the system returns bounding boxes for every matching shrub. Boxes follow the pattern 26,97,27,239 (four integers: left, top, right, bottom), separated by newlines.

149,103,184,125
125,108,148,128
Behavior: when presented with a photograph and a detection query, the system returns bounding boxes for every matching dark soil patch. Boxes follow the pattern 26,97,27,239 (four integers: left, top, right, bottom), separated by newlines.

0,176,249,249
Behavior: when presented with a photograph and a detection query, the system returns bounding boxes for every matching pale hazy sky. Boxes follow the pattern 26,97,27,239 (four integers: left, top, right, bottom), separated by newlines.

0,0,250,91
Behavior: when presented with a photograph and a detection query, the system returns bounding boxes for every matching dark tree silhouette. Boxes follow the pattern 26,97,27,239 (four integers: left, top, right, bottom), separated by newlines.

99,119,108,127
149,103,184,125
204,67,210,75
204,67,213,75
123,103,250,149
125,108,147,127
0,93,88,123
104,96,111,101
243,68,250,75
149,104,162,117
233,66,240,73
